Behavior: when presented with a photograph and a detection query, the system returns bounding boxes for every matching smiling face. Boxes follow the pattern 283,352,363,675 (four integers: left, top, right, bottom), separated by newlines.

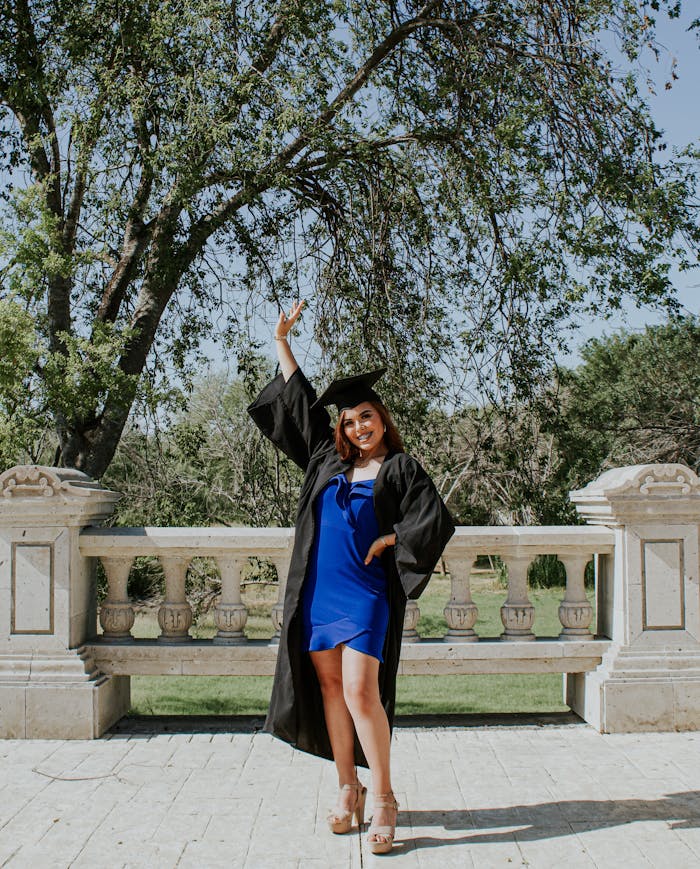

340,401,386,457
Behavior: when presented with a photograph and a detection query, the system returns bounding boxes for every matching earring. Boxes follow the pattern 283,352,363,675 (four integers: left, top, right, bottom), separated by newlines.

383,425,387,433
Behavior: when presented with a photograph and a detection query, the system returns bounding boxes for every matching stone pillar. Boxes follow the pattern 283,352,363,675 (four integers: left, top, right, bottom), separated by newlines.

0,465,129,738
567,463,700,732
443,552,479,642
270,556,290,645
500,554,535,641
402,600,421,643
558,553,594,640
213,556,247,644
99,557,135,641
157,556,193,642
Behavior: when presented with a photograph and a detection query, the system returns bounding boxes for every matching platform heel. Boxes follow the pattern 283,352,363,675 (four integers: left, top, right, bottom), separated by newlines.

327,782,367,834
367,791,398,854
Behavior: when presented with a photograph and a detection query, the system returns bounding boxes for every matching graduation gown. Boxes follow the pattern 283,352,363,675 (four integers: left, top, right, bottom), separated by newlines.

248,368,455,766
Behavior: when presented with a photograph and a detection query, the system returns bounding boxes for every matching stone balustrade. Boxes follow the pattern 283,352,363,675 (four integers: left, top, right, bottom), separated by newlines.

2,462,700,738
79,524,613,652
79,527,294,646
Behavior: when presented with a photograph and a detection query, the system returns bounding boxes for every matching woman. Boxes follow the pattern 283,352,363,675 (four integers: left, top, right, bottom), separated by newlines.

248,301,455,854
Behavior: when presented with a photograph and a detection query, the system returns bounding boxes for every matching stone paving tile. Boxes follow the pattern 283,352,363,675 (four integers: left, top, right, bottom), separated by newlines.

177,843,250,869
167,748,217,770
204,735,254,770
171,767,234,799
4,847,75,869
399,810,474,868
243,860,333,869
0,825,54,867
568,822,654,868
150,809,212,844
199,798,260,843
19,817,106,867
673,825,700,862
624,819,700,867
0,799,61,855
514,825,596,869
424,831,525,867
72,841,186,869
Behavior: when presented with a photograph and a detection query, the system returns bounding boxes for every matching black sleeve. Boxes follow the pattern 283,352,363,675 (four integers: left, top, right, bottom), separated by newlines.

247,368,334,471
393,457,456,600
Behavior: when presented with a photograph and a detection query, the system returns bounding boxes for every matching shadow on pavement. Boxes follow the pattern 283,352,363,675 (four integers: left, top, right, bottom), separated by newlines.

108,714,267,736
108,710,583,737
391,792,700,853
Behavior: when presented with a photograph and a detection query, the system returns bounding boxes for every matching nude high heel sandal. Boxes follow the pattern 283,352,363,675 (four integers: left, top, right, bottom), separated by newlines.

327,782,367,834
367,791,398,854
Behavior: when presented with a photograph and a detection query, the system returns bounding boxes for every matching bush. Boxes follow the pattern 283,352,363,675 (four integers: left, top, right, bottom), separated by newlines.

527,554,594,589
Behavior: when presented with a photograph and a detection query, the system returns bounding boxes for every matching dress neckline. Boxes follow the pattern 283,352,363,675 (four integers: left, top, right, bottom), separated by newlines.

334,472,376,486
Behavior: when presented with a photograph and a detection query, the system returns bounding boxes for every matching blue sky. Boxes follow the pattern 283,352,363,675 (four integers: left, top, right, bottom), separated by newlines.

590,7,699,330
545,7,699,365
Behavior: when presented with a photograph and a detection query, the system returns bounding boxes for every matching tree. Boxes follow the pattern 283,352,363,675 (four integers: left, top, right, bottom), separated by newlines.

556,317,700,488
437,317,700,528
1,0,698,477
0,295,52,467
426,397,564,525
103,369,303,529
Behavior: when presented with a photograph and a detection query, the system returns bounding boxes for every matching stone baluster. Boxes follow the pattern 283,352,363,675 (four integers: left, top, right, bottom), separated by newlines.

270,556,291,644
443,553,479,642
213,556,247,644
157,556,193,643
558,553,594,640
99,556,135,642
402,600,420,643
500,553,535,641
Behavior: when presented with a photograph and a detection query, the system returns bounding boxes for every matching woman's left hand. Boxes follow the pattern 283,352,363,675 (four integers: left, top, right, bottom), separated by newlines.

364,534,396,564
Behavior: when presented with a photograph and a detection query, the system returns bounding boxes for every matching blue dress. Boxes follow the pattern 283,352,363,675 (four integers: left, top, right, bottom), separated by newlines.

301,473,389,662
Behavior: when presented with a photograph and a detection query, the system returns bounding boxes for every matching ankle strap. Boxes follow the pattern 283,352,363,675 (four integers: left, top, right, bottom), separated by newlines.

373,792,398,808
340,782,363,791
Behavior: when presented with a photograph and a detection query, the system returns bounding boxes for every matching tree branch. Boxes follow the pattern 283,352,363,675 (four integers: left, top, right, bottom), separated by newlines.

96,103,156,324
182,1,441,257
63,93,109,255
10,0,62,214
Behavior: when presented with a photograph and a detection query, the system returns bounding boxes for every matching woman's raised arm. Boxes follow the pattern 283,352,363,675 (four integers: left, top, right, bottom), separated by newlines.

248,299,333,470
274,300,304,381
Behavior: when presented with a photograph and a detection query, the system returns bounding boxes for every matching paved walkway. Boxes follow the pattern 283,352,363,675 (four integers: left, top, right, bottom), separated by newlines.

1,715,700,868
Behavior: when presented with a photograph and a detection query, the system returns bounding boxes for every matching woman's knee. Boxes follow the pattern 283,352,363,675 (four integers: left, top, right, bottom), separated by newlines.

343,677,380,717
315,667,344,699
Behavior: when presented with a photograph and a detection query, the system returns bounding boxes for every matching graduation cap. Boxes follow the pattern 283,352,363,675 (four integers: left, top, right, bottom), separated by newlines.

311,367,387,413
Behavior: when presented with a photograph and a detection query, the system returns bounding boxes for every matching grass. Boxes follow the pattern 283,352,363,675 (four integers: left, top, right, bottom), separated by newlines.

129,572,593,716
131,675,273,716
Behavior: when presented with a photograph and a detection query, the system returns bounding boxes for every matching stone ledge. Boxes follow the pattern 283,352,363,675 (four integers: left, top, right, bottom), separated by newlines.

0,649,103,682
80,526,295,558
82,637,611,676
79,523,615,559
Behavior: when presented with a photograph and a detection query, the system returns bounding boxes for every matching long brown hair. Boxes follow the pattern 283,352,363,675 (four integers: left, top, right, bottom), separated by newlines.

334,400,404,462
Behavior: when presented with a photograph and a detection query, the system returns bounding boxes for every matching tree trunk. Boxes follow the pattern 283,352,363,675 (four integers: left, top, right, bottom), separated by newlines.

57,218,194,478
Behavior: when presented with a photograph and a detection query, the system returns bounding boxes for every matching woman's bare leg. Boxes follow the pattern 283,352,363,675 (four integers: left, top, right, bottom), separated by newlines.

340,646,395,840
310,648,359,816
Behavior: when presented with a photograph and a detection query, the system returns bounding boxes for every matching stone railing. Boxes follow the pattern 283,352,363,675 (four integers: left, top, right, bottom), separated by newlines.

2,462,700,738
81,524,612,645
77,525,613,683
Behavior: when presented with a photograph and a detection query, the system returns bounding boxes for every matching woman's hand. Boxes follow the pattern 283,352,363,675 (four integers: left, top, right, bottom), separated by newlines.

274,300,304,381
364,533,396,564
275,300,304,341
